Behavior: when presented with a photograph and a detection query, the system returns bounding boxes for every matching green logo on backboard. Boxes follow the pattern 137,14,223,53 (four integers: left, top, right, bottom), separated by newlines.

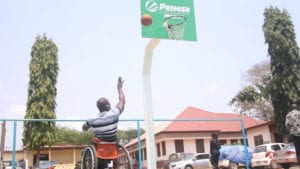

141,0,197,41
145,1,159,12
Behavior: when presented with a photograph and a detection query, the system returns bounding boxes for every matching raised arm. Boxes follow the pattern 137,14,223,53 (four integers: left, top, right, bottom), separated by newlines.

116,76,125,112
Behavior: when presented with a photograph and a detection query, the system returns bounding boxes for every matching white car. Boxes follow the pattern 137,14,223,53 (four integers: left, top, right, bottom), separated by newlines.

2,160,22,169
169,153,212,169
251,143,287,169
273,143,298,169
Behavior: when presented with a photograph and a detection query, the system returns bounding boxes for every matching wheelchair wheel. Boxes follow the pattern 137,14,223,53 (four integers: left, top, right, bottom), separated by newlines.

118,144,133,169
81,145,98,169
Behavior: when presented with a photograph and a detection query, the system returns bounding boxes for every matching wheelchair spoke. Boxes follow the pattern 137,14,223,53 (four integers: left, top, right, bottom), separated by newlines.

81,146,97,169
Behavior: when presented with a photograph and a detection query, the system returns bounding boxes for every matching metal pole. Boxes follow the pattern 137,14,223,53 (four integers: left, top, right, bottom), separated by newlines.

12,121,17,169
241,120,250,169
137,121,142,169
142,38,160,169
0,121,6,168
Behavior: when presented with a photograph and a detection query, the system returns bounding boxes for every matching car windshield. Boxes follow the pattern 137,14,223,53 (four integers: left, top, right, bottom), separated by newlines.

179,153,195,160
169,154,179,160
39,161,54,168
3,161,13,167
271,144,281,151
283,143,294,150
254,146,266,153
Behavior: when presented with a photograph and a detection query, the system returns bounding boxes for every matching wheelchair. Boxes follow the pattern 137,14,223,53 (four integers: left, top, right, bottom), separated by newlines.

81,138,133,169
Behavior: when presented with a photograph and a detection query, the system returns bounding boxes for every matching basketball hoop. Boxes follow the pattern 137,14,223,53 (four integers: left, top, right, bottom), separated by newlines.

163,16,187,40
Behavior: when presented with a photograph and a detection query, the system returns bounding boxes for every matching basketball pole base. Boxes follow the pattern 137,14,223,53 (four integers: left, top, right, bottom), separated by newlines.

142,38,160,169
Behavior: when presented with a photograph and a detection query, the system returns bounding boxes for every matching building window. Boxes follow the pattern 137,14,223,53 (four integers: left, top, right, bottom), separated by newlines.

240,138,249,146
254,135,263,146
141,148,144,160
33,154,48,166
157,143,161,157
143,148,147,160
219,139,227,145
135,151,138,160
195,139,204,153
162,141,166,155
175,140,184,153
230,139,238,145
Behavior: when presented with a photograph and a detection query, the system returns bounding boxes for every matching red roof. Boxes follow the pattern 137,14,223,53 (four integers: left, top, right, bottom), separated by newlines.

162,106,266,133
125,106,267,147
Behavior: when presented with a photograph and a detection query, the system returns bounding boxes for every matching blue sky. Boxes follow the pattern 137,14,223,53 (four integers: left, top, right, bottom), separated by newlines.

1,0,300,149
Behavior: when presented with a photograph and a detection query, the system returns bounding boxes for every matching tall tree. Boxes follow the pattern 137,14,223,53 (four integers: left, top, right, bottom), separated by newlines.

229,61,273,121
263,7,300,134
23,34,59,166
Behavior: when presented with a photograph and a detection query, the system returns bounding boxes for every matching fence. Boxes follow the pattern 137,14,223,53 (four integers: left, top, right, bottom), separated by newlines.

0,118,250,169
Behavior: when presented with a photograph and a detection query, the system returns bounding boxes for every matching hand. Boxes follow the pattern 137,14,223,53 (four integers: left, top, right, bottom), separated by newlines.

118,76,124,89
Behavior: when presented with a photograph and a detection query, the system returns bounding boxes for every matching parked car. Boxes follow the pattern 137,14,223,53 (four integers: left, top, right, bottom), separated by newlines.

273,143,299,169
169,153,212,169
2,160,22,169
156,152,195,169
17,160,25,169
251,143,287,169
36,161,55,169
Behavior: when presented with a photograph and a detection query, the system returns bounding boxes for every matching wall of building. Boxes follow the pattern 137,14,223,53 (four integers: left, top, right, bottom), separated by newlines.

247,125,270,148
3,147,83,169
204,139,210,153
3,151,24,161
183,139,195,153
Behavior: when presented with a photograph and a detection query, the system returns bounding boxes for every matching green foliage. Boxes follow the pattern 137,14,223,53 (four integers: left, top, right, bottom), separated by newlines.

54,126,144,145
263,7,300,134
56,126,93,145
229,61,273,121
230,86,259,103
117,128,145,145
23,34,59,149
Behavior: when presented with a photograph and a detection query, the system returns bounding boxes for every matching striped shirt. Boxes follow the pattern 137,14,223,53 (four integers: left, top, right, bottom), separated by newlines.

86,106,121,142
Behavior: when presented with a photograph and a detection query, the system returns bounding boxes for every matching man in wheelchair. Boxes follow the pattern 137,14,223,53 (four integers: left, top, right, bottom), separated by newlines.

82,77,125,169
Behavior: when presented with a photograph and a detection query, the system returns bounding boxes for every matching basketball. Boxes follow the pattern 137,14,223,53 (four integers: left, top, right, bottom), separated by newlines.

141,14,152,26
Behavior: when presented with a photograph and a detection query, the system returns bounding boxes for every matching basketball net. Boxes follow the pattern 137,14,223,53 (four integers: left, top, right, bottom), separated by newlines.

163,16,187,40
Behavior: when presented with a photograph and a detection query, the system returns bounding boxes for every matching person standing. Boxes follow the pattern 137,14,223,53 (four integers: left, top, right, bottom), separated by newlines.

210,132,221,169
285,104,300,163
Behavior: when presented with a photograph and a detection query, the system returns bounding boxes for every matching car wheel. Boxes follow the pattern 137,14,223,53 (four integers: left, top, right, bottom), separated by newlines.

185,165,193,169
270,161,277,169
280,164,291,169
253,167,263,169
229,161,239,169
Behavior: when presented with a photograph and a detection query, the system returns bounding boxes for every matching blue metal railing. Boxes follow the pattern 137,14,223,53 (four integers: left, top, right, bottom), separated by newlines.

0,118,250,169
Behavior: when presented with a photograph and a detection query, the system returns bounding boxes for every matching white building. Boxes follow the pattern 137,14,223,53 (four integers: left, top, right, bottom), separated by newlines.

121,107,286,168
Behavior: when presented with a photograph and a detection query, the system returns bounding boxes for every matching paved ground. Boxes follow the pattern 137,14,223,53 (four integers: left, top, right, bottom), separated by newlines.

290,167,300,169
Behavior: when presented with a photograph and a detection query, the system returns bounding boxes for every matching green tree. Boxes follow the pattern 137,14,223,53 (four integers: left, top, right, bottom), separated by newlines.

229,61,273,121
117,128,145,145
23,34,59,165
56,126,93,144
263,7,300,134
55,126,145,145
